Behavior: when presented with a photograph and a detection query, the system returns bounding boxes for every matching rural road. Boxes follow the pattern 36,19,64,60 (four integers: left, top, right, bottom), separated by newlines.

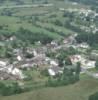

0,3,53,9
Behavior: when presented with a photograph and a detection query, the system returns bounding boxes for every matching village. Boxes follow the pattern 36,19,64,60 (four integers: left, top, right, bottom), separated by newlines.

0,33,98,81
0,1,98,82
0,0,98,99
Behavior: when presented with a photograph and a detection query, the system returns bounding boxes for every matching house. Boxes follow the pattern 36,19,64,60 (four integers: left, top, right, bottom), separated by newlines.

81,60,95,69
50,60,59,66
70,55,83,65
32,54,47,66
33,50,38,56
70,55,96,69
76,42,89,49
0,59,9,68
72,2,78,5
35,41,42,46
36,47,47,54
51,40,58,47
0,63,24,80
11,68,24,79
63,38,69,44
20,61,34,70
63,35,77,45
33,47,47,57
13,60,34,69
13,48,25,61
48,66,63,76
13,48,20,54
74,43,90,53
9,36,16,41
59,8,65,11
90,50,98,60
0,61,6,66
26,47,34,55
17,55,22,61
46,40,59,51
0,71,14,80
48,69,55,76
6,65,24,79
93,73,98,78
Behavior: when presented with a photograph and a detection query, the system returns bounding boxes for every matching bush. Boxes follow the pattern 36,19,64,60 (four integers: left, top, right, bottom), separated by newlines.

15,28,53,45
40,69,49,77
0,82,23,96
89,92,98,100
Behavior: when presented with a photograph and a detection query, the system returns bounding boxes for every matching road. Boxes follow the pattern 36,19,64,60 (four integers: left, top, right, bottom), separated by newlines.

0,3,53,9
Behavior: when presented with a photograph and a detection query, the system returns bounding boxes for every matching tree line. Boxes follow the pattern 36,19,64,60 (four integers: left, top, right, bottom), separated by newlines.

46,62,81,87
75,32,98,47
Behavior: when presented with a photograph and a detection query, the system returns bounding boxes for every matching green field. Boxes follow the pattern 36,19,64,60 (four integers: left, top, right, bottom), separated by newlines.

0,0,90,40
0,75,98,100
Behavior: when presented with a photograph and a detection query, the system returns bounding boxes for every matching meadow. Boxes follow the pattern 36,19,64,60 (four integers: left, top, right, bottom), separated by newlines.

0,75,98,100
0,0,90,40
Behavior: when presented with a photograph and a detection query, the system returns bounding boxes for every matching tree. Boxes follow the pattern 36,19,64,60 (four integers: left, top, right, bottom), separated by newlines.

75,62,81,81
76,62,81,74
57,50,68,67
95,59,98,70
0,82,22,96
65,57,72,65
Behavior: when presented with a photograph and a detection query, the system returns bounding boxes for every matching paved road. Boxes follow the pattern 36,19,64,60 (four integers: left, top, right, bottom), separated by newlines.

0,3,53,9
